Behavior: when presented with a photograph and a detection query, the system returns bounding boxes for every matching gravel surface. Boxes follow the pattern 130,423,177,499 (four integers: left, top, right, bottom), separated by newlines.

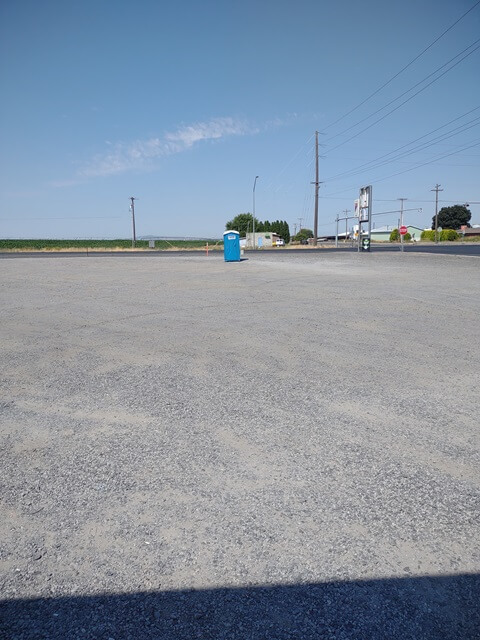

1,251,479,638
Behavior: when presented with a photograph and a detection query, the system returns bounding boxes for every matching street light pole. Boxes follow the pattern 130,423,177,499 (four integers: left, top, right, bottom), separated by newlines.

343,209,350,243
253,176,259,250
130,197,137,248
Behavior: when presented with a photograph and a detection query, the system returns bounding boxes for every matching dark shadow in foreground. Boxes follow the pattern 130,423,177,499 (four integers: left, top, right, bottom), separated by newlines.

1,573,479,639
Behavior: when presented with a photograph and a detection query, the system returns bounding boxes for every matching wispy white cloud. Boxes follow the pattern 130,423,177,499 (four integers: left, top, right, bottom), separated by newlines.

79,116,257,179
264,113,299,129
49,178,86,188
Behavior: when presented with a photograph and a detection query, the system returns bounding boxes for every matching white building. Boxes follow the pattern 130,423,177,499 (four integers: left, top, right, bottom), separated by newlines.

245,232,282,248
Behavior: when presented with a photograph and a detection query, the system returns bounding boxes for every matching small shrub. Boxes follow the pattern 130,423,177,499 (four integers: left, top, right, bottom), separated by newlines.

403,232,411,242
420,229,435,241
389,229,400,242
440,229,459,241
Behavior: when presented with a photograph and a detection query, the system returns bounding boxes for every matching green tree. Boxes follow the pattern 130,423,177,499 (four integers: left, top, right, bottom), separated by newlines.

226,214,290,243
225,213,259,237
281,220,291,244
432,205,471,230
270,220,281,236
389,229,400,242
294,228,313,243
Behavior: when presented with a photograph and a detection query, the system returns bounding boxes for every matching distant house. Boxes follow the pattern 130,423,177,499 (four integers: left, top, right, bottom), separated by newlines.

370,225,423,242
463,226,480,237
245,232,281,248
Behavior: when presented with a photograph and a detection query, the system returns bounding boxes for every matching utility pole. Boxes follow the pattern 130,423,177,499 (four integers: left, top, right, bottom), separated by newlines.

343,209,350,243
431,183,443,244
130,197,137,248
398,198,407,252
335,214,339,248
298,217,303,231
312,131,319,246
253,176,259,250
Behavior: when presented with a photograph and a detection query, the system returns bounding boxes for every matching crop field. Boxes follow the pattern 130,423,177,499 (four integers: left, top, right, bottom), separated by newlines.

0,238,223,251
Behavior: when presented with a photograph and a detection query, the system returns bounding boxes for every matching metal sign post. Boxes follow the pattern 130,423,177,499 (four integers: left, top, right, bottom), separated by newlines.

356,186,372,252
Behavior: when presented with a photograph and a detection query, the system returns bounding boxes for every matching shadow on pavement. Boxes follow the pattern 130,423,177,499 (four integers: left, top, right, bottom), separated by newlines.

1,573,479,639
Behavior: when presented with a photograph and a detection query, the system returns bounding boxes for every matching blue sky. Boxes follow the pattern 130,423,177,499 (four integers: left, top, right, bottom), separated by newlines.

1,0,479,239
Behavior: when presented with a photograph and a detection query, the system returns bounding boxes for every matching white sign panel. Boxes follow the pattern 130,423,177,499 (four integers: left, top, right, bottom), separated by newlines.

358,186,371,222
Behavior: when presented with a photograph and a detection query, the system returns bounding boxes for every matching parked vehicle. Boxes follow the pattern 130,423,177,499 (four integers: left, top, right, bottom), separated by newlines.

276,239,285,246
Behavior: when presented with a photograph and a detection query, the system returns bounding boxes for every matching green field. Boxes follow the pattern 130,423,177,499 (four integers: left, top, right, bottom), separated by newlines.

0,239,223,251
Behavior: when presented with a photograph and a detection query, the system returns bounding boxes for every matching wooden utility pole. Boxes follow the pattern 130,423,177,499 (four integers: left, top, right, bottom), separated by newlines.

130,197,137,248
312,131,319,246
431,183,443,244
398,197,407,252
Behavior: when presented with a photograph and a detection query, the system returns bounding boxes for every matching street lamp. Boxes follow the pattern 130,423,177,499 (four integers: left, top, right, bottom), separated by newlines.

253,176,259,250
130,197,137,248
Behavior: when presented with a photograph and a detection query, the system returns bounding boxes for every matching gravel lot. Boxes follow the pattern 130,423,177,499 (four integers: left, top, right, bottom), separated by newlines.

1,251,479,639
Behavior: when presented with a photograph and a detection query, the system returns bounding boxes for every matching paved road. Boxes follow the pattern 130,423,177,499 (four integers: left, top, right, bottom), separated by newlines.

1,252,479,639
1,243,479,259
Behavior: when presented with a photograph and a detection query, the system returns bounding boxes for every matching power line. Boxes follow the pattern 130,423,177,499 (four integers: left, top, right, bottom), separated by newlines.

324,39,480,146
318,138,480,199
265,133,315,193
318,197,480,204
324,39,480,154
325,114,480,183
324,105,480,181
365,139,480,185
0,216,122,221
322,0,480,131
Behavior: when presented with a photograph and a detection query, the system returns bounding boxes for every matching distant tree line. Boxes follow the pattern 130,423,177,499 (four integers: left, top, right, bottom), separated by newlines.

226,214,290,243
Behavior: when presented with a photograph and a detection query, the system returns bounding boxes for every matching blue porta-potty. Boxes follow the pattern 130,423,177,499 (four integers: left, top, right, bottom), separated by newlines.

223,230,241,262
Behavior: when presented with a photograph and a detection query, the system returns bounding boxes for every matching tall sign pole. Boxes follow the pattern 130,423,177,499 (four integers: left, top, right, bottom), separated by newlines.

367,186,373,249
130,197,137,249
357,186,372,252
